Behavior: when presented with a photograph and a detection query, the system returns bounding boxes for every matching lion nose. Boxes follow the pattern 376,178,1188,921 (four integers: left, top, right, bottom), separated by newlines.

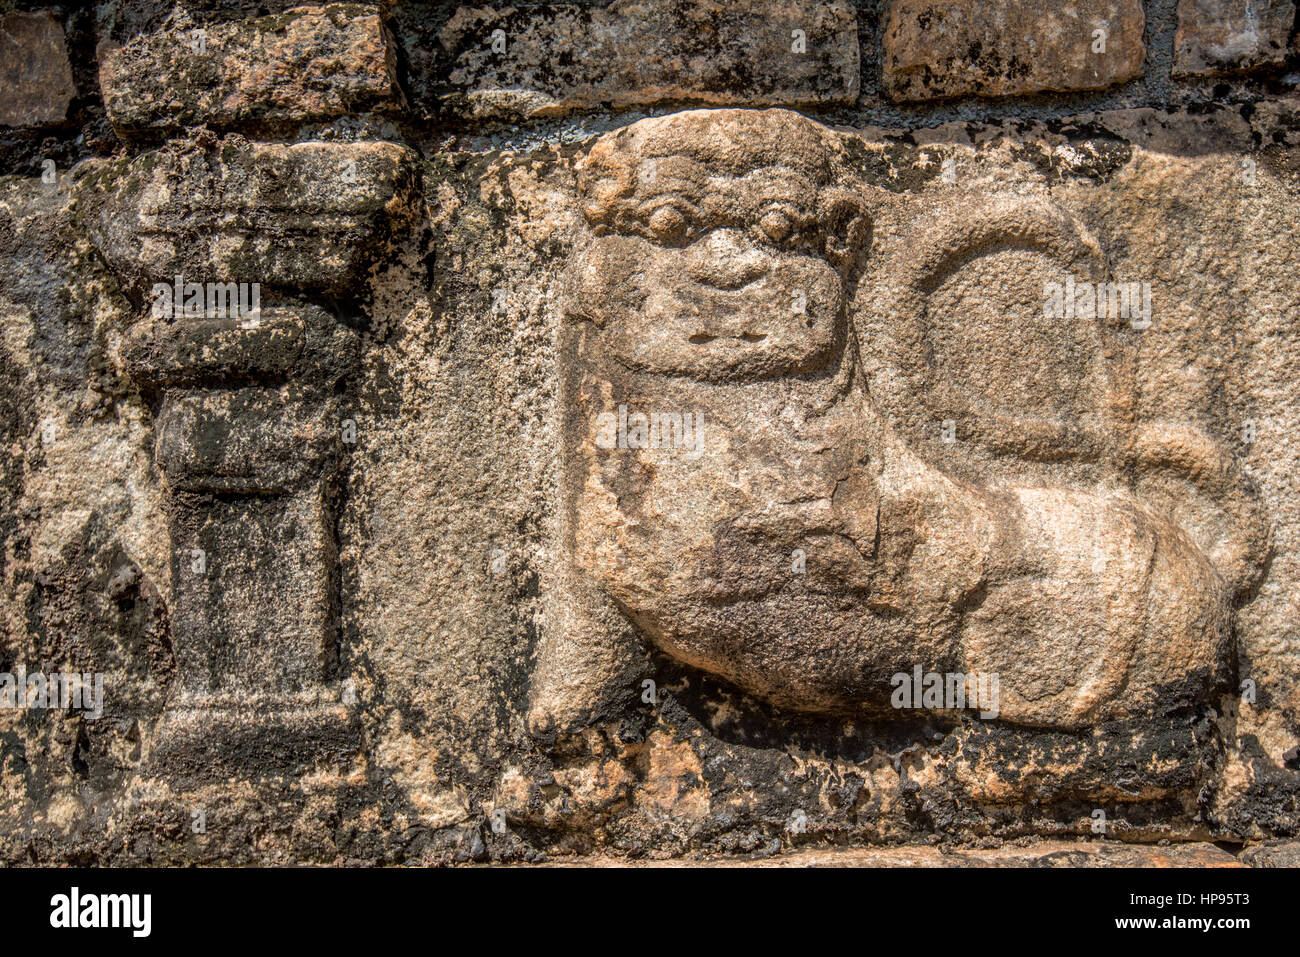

685,229,769,290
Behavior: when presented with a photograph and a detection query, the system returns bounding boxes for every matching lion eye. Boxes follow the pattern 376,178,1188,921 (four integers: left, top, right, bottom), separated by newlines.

647,205,688,242
759,208,795,243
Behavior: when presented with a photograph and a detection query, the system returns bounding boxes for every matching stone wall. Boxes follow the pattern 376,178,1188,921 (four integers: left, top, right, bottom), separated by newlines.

1,0,1299,864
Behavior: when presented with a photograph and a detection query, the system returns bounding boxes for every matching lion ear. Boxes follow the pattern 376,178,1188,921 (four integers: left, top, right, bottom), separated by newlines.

822,190,871,274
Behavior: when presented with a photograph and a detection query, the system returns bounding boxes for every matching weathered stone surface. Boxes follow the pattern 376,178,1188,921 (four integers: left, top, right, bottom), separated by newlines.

154,384,345,493
882,0,1147,101
531,108,1260,743
79,134,421,298
0,11,77,128
167,491,342,691
91,159,371,784
121,303,359,390
440,0,859,121
146,699,361,781
554,841,1246,866
100,4,404,136
1173,0,1296,76
6,4,1300,868
1240,839,1300,866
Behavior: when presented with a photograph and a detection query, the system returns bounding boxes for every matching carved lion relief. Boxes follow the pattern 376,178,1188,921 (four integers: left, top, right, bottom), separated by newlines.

529,108,1269,743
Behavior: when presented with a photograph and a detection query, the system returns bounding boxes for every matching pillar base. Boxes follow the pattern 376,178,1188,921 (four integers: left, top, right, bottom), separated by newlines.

146,691,362,783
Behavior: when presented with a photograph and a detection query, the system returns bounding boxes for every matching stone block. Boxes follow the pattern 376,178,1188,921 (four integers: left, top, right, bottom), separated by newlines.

100,4,404,136
882,0,1146,101
0,11,76,128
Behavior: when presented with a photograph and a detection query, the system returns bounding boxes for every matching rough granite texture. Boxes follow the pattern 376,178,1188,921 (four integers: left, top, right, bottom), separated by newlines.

440,0,861,121
0,0,1299,866
882,0,1148,101
0,10,77,127
1173,0,1297,77
99,4,406,138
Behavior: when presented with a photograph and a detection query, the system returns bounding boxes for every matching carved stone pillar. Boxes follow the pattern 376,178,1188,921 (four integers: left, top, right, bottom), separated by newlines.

83,135,420,777
124,306,360,775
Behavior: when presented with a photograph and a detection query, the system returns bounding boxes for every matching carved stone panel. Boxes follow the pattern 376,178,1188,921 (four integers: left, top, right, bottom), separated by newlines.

5,0,1300,865
533,108,1268,747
